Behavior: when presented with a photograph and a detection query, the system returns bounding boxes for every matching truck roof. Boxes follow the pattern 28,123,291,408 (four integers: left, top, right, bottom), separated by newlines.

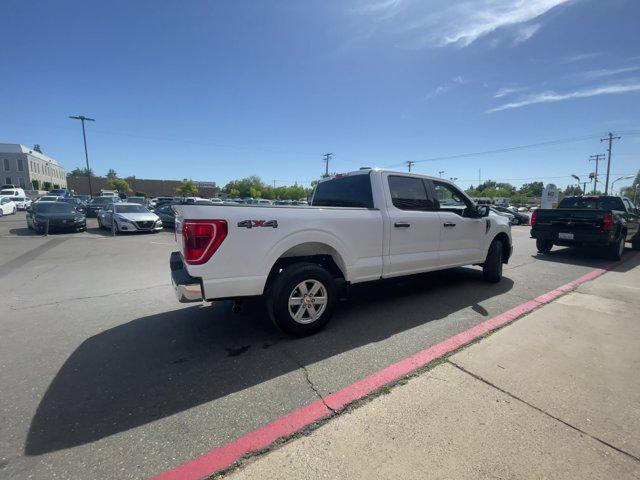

319,168,454,184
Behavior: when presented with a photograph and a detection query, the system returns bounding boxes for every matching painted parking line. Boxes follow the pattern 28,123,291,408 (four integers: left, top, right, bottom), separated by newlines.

150,253,633,480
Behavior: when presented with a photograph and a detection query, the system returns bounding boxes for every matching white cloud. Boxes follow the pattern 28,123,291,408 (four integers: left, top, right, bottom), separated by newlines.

488,81,640,112
354,0,571,48
513,23,541,44
560,52,602,63
573,66,640,81
494,85,530,98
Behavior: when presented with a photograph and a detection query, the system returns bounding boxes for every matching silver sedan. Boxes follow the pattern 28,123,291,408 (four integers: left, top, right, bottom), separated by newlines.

97,203,163,233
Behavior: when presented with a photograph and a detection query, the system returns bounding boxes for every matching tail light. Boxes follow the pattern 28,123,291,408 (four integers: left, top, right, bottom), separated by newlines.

602,212,613,231
530,210,537,226
182,220,227,265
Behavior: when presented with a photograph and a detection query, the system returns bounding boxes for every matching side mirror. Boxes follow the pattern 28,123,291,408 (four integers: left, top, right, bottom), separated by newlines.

26,206,32,212
476,205,490,217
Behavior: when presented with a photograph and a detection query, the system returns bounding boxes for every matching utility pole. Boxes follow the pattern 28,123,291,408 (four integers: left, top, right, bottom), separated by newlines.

323,153,332,177
69,115,95,197
478,168,481,185
272,180,276,188
600,132,621,194
406,161,415,172
589,154,605,194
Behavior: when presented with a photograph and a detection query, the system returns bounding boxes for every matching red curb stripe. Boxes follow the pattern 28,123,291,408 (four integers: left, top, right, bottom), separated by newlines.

150,260,622,480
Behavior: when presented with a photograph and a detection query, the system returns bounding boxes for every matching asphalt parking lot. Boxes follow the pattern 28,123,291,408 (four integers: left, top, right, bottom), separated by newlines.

0,211,632,479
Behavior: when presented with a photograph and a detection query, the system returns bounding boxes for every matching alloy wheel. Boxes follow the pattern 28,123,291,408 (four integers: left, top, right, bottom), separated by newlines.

288,279,328,324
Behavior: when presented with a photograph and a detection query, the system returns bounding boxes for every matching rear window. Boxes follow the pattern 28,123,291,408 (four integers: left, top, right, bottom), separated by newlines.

558,197,625,210
312,174,373,208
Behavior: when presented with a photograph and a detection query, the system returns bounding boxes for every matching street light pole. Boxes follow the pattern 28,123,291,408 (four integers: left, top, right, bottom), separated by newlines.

69,115,95,197
610,176,633,196
438,170,445,178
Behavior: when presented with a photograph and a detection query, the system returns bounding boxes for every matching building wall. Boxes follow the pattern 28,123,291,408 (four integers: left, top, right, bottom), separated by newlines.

67,176,218,198
0,145,67,189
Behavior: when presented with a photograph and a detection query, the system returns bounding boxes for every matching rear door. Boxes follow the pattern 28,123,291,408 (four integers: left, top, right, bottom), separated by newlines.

383,174,442,277
428,180,486,266
623,198,639,240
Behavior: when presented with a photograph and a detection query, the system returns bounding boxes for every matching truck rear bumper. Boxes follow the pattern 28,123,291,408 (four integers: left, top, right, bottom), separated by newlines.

170,251,204,303
530,229,613,246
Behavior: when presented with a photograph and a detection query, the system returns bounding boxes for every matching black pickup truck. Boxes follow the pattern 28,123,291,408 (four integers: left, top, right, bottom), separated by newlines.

530,195,640,260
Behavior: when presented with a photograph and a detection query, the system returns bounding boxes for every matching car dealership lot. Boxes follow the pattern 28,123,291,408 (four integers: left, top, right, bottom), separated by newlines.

0,211,626,479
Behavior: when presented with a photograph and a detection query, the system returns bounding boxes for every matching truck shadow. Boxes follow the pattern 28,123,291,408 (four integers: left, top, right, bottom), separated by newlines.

26,267,514,455
532,246,638,272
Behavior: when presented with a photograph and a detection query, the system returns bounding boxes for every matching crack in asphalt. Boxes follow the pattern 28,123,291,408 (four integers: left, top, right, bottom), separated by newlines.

447,360,640,464
281,349,335,413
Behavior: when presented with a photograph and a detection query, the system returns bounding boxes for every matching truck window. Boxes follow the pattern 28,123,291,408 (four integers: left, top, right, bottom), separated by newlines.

558,197,625,210
312,174,373,208
388,176,435,211
431,181,472,211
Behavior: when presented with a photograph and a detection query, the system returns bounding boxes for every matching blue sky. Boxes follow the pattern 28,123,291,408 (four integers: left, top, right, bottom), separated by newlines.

2,0,639,191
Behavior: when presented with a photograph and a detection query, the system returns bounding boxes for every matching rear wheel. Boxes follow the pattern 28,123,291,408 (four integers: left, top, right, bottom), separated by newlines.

268,262,336,336
536,238,553,253
607,235,625,261
483,239,503,283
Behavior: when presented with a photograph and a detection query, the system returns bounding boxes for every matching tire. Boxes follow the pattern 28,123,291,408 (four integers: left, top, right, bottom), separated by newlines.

12,207,16,215
607,235,625,261
97,217,103,229
633,238,640,251
268,262,337,336
483,239,503,283
536,238,553,253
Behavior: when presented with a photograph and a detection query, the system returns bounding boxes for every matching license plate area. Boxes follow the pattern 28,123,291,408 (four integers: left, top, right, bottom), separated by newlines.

558,232,574,240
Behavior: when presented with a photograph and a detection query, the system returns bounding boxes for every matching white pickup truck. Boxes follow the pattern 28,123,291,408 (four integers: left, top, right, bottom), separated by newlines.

170,169,512,336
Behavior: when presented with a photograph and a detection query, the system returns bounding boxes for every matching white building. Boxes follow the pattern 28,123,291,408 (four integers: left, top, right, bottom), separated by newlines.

0,144,67,190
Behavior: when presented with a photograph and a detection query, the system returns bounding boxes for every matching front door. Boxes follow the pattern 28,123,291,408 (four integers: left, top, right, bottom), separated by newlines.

430,180,486,266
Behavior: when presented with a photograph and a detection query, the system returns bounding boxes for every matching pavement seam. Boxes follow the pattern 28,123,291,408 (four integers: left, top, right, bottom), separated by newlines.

447,360,640,464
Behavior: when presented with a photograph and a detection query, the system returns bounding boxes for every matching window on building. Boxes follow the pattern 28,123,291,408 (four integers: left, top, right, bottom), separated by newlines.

17,158,24,171
5,177,11,185
19,177,26,188
3,159,9,171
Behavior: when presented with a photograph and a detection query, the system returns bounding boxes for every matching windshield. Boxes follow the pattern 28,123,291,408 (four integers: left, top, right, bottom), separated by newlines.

115,204,148,213
90,197,114,205
127,197,146,204
34,203,77,213
0,190,17,195
558,197,625,211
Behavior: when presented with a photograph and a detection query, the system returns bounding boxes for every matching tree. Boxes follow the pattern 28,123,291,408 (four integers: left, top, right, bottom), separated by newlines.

563,185,583,196
175,179,198,196
519,182,544,197
620,170,640,202
107,178,132,193
227,188,240,198
68,167,94,177
106,169,118,179
43,181,52,191
31,179,40,190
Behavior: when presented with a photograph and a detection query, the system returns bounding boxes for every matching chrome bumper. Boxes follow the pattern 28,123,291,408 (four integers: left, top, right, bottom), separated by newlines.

170,251,203,303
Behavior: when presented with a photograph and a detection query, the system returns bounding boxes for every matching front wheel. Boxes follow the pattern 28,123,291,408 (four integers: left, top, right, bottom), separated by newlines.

483,239,503,283
268,262,336,336
536,238,553,253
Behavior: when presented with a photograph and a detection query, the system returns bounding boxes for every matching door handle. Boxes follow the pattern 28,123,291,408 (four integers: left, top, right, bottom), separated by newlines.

443,222,456,227
394,222,411,228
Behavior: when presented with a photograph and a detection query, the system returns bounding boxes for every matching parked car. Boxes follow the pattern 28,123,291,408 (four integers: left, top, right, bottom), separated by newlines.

492,206,528,225
100,190,119,197
26,201,86,232
125,196,148,206
48,188,72,198
170,169,512,336
85,196,121,217
531,195,640,260
97,203,162,233
489,206,517,225
35,195,63,203
9,196,32,210
0,197,17,216
150,196,175,208
0,187,27,198
154,203,177,228
58,197,86,212
72,195,91,204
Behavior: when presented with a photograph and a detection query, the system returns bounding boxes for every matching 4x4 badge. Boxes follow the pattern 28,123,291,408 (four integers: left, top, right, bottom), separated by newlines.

237,220,278,228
